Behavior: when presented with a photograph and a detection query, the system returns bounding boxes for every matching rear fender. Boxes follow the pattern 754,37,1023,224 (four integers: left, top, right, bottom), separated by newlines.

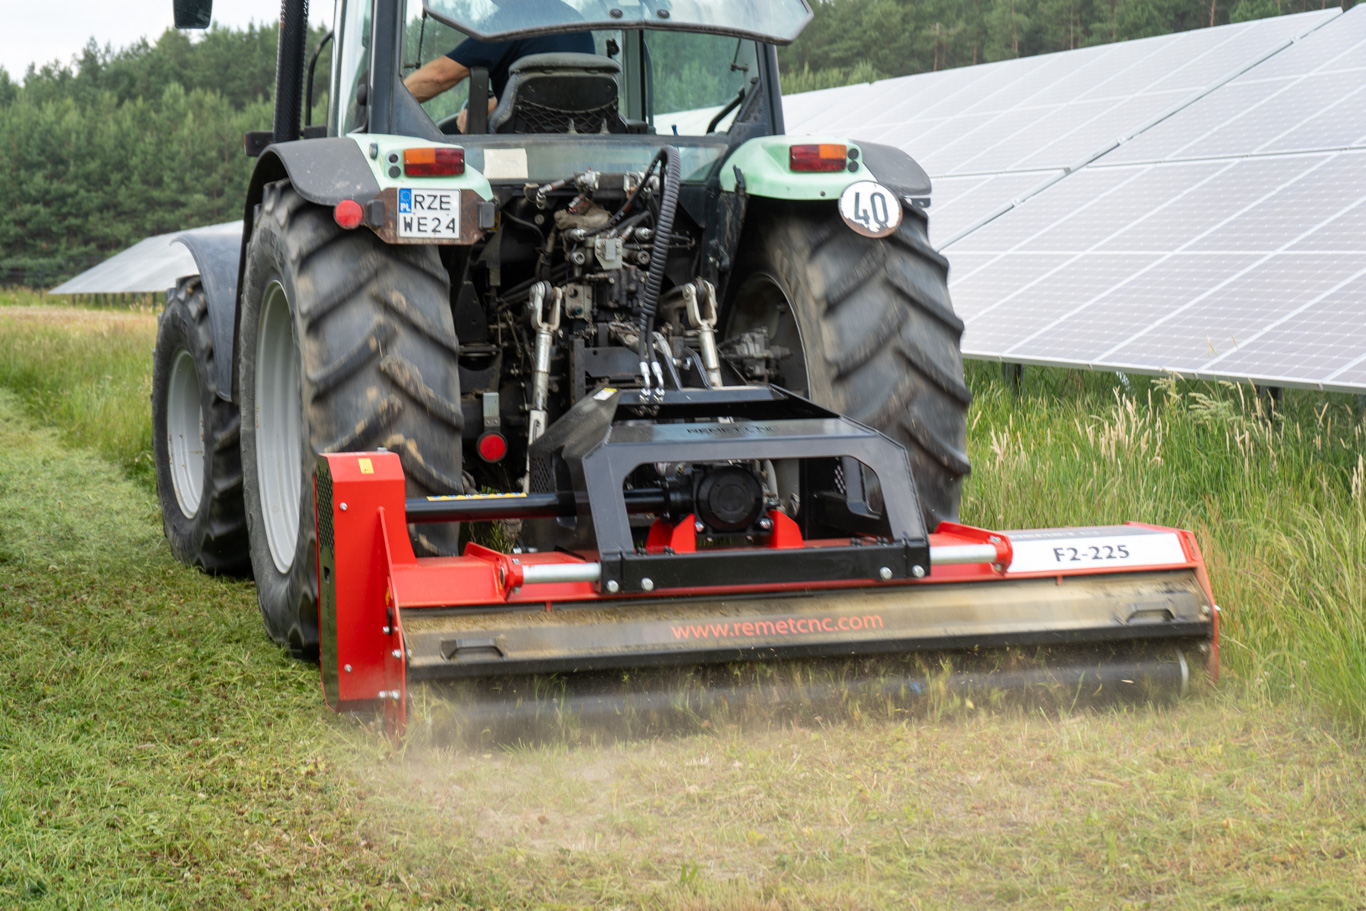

223,138,386,401
171,228,244,401
718,136,931,202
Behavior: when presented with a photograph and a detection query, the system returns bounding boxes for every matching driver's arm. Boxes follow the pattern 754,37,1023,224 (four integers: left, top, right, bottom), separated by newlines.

404,56,470,103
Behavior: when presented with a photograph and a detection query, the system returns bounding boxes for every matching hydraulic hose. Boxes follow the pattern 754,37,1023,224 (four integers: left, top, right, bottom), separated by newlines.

638,145,681,358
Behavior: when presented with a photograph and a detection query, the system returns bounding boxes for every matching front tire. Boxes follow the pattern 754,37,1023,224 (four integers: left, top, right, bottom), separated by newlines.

151,277,250,574
726,202,972,529
239,180,464,657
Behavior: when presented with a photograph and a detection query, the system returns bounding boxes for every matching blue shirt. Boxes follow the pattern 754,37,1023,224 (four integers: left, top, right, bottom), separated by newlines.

447,27,594,99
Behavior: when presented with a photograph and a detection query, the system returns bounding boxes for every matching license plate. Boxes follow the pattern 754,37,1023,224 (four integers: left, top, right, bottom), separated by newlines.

397,188,460,239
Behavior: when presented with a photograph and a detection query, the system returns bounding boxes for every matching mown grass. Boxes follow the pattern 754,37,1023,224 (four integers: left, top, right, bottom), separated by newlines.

3,292,1366,907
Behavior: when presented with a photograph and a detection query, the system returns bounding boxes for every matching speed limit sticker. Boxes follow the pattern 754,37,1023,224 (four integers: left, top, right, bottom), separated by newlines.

838,180,902,238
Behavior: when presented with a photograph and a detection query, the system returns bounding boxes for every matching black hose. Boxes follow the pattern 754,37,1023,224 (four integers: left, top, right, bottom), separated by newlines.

638,145,681,357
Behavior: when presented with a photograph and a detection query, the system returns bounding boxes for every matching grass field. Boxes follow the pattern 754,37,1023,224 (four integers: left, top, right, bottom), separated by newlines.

2,288,1365,908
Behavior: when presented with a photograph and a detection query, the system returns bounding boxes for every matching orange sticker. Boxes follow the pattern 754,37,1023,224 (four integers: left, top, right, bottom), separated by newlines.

358,457,374,474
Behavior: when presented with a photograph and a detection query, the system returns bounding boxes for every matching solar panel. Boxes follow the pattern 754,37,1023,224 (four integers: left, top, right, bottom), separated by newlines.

941,3,1366,391
1101,254,1366,371
783,8,1339,249
48,221,242,296
925,172,1061,245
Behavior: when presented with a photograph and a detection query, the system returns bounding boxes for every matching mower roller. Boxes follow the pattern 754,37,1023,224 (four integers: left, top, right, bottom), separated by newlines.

153,0,1217,737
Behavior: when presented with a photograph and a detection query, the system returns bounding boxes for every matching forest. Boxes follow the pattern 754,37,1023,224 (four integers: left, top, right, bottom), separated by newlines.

0,0,1348,285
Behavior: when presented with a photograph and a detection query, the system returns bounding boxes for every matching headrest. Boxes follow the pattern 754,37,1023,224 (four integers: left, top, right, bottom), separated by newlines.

509,53,621,75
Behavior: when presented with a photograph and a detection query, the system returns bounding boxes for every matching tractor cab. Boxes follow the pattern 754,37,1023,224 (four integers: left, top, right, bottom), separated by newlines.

324,0,804,182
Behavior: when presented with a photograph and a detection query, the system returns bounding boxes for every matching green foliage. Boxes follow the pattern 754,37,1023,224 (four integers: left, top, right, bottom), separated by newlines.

781,61,887,94
0,24,331,286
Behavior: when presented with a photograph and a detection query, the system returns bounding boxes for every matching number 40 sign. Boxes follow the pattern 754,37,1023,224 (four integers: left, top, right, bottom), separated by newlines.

838,180,903,238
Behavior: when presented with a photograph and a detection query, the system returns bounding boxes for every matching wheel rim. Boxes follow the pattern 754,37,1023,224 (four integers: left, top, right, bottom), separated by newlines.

255,280,303,574
724,273,810,394
166,348,206,518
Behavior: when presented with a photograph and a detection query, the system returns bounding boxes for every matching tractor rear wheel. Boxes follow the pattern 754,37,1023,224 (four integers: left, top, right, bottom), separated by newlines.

239,180,464,657
725,202,971,530
152,277,250,574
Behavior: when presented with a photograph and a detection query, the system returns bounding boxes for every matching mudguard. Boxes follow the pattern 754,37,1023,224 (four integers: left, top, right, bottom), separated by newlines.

170,224,244,402
855,142,932,200
719,136,932,202
178,139,385,403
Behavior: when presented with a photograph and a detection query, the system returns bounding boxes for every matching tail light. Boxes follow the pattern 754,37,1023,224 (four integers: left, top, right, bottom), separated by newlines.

404,147,465,177
789,144,848,172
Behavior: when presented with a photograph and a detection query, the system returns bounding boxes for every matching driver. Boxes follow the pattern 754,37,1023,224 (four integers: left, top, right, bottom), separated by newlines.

404,0,595,131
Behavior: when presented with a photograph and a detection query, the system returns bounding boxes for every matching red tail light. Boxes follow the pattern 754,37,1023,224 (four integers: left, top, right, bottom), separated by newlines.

789,143,848,172
404,146,465,177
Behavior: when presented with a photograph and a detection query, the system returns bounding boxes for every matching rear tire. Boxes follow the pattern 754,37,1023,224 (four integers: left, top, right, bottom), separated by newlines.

151,277,250,574
725,202,971,529
239,180,464,657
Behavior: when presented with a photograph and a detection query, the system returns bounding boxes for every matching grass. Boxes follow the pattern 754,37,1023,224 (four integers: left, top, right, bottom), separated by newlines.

2,290,1366,907
0,288,157,485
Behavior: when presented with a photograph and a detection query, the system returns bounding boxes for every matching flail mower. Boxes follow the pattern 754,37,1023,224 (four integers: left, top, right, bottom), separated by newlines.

154,0,1217,737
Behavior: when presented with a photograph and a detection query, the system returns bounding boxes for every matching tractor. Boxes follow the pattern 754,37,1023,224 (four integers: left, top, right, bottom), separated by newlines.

153,0,1216,733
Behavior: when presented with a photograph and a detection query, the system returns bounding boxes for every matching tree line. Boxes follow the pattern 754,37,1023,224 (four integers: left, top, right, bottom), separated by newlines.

0,24,328,286
0,2,1342,286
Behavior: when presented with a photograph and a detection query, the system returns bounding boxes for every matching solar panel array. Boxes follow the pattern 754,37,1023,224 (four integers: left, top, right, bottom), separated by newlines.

49,221,242,296
783,9,1339,246
943,6,1366,391
786,7,1366,392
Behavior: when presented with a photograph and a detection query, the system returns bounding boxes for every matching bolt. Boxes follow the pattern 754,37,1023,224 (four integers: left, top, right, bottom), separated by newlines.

340,502,348,511
988,536,1001,544
878,566,893,581
392,649,402,659
758,516,774,531
1201,605,1212,618
1199,643,1210,654
382,625,391,634
911,565,926,578
391,691,401,701
605,580,620,593
641,578,655,592
694,520,705,534
344,664,352,673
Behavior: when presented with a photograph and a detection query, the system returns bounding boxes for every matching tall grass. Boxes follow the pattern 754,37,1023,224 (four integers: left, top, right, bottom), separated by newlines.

0,288,157,484
962,363,1366,730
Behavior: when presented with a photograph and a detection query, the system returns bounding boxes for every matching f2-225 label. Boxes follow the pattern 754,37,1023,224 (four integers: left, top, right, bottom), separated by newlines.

1052,544,1130,563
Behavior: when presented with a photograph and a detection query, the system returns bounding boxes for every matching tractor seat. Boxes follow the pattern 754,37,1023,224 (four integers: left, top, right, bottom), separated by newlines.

489,53,627,135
